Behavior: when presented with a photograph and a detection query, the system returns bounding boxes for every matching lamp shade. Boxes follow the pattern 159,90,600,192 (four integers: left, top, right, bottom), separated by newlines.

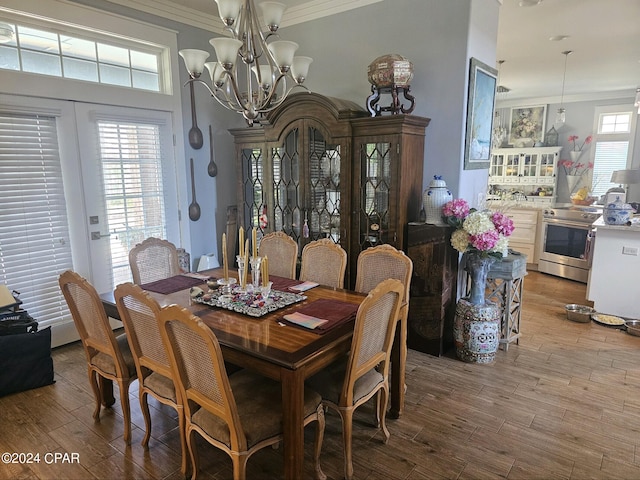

215,0,242,23
210,37,243,68
251,64,275,88
179,49,210,77
259,1,286,29
267,40,298,71
611,169,640,185
291,56,312,84
204,61,227,86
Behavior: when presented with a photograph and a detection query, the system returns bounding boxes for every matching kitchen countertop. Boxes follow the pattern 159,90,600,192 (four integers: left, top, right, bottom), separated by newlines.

592,216,640,232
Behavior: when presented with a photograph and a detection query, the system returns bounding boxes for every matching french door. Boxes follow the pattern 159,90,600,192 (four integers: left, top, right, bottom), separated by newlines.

74,103,178,295
0,95,178,346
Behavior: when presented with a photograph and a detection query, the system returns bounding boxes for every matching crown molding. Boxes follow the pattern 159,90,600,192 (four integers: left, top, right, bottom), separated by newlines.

281,0,384,27
103,0,384,32
103,0,224,33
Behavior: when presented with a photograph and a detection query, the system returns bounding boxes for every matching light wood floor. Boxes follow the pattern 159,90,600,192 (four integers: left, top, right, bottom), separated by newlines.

2,271,640,480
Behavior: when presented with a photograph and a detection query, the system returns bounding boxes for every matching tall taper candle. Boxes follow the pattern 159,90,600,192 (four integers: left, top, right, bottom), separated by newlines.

222,233,228,280
252,227,257,258
243,239,249,289
238,226,245,258
262,256,269,287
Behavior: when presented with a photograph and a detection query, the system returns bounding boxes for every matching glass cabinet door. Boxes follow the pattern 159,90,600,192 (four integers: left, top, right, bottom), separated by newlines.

358,141,392,251
272,128,301,240
306,126,342,244
240,146,265,232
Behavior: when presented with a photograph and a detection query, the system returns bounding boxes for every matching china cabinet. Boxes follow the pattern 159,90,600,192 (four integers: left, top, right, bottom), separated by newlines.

229,92,430,288
488,147,561,204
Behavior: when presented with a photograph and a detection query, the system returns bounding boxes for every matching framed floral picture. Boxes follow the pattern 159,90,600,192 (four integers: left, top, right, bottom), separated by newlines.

464,57,498,170
508,105,546,146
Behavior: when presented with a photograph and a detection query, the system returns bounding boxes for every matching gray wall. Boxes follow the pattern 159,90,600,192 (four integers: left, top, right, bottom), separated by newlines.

68,0,500,263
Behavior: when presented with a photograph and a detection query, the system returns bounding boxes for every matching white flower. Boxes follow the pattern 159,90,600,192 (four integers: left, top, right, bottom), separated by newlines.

463,211,495,235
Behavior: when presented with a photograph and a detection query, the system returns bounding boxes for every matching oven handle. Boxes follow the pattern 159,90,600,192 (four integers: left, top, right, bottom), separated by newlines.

542,218,592,229
585,229,596,266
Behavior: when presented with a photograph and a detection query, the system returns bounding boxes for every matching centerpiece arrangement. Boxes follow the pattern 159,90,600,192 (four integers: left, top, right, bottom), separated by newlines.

442,198,515,363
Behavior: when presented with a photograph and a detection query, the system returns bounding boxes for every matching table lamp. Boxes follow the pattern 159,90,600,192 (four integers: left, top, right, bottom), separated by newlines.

610,169,640,194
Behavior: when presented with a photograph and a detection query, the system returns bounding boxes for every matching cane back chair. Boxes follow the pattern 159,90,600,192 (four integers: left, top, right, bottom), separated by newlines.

299,238,347,289
129,237,180,285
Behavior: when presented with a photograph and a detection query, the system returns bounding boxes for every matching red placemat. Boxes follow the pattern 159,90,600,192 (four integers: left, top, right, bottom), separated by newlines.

281,298,359,334
269,275,305,292
140,275,206,294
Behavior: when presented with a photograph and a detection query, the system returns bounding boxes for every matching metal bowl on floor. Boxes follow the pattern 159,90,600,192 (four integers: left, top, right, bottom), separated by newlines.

565,304,595,323
625,320,640,336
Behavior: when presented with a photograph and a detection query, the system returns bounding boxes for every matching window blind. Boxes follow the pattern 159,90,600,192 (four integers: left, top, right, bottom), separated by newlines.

0,112,73,326
592,141,629,197
96,120,168,288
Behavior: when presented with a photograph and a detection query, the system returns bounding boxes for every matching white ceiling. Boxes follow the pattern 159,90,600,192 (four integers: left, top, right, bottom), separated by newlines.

109,0,640,104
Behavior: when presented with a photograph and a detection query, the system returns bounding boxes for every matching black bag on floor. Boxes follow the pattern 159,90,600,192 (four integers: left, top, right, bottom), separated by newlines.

0,327,54,397
0,309,38,335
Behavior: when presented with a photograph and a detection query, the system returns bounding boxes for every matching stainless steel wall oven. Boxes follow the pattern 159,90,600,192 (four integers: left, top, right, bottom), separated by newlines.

538,207,600,283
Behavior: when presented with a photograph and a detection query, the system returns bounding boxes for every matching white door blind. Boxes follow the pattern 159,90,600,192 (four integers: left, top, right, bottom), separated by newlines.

592,141,629,197
0,112,73,326
97,120,168,288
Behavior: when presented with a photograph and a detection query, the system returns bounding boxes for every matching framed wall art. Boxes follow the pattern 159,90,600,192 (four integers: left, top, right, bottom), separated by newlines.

508,105,547,146
464,57,498,170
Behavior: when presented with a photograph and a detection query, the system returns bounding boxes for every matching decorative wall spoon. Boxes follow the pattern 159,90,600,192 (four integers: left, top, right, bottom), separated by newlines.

188,158,201,221
208,125,218,177
188,82,203,149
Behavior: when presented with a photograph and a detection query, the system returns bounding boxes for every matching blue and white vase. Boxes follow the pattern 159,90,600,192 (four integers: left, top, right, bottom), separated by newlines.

423,175,452,225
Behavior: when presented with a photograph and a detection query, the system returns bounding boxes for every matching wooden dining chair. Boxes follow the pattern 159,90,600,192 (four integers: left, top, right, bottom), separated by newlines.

306,278,404,480
114,283,188,476
355,244,413,417
129,237,180,285
258,231,298,279
299,238,347,288
58,270,137,445
157,304,326,480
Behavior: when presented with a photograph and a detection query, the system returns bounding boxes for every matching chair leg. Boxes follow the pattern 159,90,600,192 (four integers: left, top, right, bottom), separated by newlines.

177,406,189,478
88,368,102,420
378,386,390,444
313,405,327,480
139,390,152,447
340,408,355,480
231,451,250,480
186,428,199,480
117,379,132,445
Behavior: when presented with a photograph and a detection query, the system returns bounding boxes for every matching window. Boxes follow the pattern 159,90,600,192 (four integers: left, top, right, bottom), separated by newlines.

96,119,169,287
0,21,161,92
590,108,636,198
0,111,73,327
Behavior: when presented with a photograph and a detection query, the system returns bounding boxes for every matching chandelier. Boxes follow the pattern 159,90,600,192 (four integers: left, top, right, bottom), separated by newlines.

179,0,312,126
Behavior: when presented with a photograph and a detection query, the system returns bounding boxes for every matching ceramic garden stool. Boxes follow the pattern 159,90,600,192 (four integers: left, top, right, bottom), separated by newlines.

484,252,527,351
454,298,501,363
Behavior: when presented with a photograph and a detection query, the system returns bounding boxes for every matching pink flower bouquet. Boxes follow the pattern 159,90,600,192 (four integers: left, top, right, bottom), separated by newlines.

442,199,514,259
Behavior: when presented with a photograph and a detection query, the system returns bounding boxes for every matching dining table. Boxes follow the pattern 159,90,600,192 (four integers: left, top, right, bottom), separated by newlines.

100,267,406,480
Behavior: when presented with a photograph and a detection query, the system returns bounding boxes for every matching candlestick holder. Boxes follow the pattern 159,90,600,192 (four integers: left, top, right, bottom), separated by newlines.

250,256,262,290
236,255,248,291
216,277,237,296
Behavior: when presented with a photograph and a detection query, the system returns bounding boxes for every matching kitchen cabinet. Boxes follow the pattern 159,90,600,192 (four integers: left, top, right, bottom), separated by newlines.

230,92,430,288
506,208,541,267
406,223,458,356
488,147,561,204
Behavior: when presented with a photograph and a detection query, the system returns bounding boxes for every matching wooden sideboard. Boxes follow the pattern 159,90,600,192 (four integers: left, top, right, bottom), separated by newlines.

406,223,458,356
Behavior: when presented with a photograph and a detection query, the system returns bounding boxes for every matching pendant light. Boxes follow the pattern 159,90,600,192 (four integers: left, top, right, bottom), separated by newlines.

0,22,14,44
554,50,572,130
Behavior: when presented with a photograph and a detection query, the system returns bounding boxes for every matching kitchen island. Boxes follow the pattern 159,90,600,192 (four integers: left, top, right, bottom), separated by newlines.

587,217,640,319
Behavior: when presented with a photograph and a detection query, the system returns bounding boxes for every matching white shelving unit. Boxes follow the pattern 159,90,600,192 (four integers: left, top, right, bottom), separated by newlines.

488,147,562,205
